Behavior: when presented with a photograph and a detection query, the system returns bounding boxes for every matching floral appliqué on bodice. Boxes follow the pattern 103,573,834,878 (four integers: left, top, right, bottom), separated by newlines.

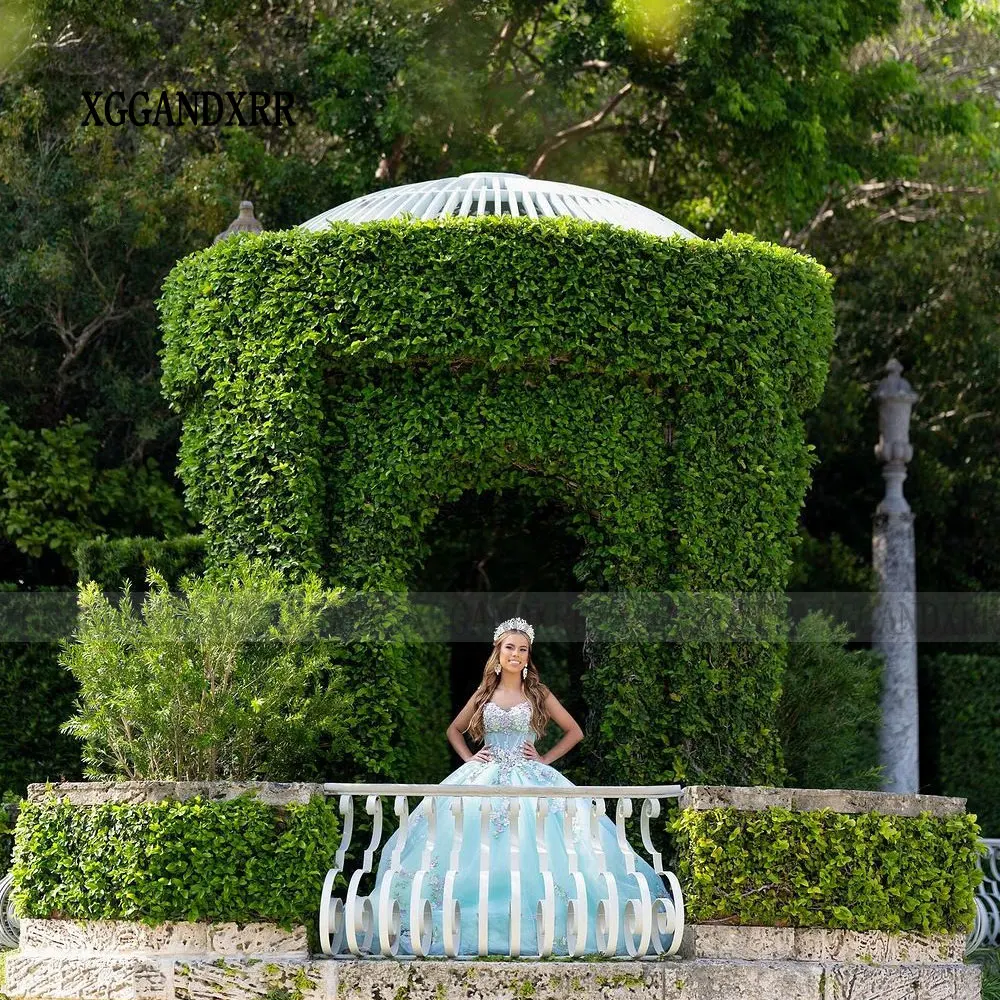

476,700,579,837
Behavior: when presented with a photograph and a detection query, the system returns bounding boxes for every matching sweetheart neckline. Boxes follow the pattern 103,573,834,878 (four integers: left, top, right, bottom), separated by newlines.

486,699,530,712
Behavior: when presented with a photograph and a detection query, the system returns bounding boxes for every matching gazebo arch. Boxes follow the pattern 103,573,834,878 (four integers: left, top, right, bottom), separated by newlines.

159,173,834,786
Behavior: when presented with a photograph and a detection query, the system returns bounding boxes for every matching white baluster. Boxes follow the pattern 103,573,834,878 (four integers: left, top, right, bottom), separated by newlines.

477,795,492,955
616,797,652,957
534,797,555,958
508,797,522,957
345,794,384,955
587,796,619,956
987,843,1000,882
640,797,663,873
376,795,410,956
969,898,988,953
442,796,465,957
564,797,589,957
641,797,684,957
410,796,439,957
319,793,355,955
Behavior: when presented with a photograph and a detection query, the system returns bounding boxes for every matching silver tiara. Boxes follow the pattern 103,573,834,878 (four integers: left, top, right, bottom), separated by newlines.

493,617,535,645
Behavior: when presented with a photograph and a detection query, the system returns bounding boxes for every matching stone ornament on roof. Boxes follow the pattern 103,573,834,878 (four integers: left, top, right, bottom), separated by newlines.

214,200,263,243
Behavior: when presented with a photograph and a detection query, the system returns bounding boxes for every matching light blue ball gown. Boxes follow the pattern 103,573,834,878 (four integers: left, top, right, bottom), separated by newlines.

369,698,670,957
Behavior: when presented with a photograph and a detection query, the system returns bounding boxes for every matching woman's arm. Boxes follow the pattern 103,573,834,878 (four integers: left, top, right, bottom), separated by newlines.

446,693,483,763
539,690,584,765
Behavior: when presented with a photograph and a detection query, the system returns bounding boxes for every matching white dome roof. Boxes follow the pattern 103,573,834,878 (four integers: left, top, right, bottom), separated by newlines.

299,172,696,240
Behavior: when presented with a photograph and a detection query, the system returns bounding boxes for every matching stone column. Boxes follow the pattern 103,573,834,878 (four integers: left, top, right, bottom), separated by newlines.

872,358,919,793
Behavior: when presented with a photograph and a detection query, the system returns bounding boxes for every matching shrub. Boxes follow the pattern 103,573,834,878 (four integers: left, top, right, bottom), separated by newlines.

75,534,206,590
971,949,1000,1000
0,583,81,797
13,793,338,925
59,557,355,781
674,806,982,932
0,796,18,873
920,653,1000,833
778,611,883,790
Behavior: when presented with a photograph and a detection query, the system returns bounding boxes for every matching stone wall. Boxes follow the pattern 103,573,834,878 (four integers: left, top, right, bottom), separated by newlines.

5,919,330,1000
3,921,982,1000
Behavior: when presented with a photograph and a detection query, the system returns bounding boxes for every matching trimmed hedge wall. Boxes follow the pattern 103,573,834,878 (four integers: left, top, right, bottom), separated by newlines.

0,800,17,873
393,605,453,782
159,217,835,786
779,612,883,790
920,652,1000,833
674,806,981,932
75,534,206,589
0,642,80,798
13,793,339,925
0,583,81,799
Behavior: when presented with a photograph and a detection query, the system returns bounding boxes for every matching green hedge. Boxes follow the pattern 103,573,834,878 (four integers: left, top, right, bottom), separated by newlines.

0,583,81,798
674,806,981,932
0,642,80,798
159,218,835,786
779,612,883,790
13,793,339,925
920,653,1000,833
75,534,206,589
391,604,452,782
0,800,17,873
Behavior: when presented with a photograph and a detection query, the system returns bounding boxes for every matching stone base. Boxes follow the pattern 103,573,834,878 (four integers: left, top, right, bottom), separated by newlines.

4,919,322,1000
320,958,982,1000
17,919,309,957
679,924,967,964
3,955,333,1000
3,921,981,1000
3,956,981,1000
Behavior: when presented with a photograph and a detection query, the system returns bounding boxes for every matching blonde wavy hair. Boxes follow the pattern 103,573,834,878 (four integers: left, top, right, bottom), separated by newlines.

464,630,550,742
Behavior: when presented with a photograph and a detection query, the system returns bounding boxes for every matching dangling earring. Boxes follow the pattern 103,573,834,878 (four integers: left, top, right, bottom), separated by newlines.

522,666,527,680
495,665,501,676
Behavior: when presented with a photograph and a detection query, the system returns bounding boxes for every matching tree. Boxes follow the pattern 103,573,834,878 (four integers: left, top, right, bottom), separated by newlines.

1,0,992,600
789,0,1000,595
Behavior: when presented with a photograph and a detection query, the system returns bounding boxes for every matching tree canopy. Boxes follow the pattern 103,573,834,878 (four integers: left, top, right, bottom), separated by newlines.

0,0,996,603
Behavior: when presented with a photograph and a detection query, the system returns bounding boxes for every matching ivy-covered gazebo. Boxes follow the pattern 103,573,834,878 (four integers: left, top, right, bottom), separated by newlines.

158,172,834,786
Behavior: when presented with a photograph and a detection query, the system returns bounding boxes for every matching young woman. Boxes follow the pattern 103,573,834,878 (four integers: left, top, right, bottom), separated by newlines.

368,617,670,956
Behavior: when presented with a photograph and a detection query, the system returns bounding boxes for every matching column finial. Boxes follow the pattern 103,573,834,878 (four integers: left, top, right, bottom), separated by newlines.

214,200,263,243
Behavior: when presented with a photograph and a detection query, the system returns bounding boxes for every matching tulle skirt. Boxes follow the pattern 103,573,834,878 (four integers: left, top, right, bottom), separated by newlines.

368,756,671,956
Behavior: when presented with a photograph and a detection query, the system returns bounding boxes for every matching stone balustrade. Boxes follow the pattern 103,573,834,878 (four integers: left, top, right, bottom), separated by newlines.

0,781,984,1000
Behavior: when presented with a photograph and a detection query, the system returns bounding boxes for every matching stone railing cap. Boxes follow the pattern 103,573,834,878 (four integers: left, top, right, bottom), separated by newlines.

679,785,967,817
26,781,326,807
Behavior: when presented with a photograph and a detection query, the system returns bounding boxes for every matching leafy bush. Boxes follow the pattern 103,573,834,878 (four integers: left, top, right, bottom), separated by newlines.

59,558,355,781
674,806,982,932
0,796,19,873
970,949,1000,1000
920,653,1000,833
779,611,883,790
0,583,82,798
75,534,206,590
13,793,338,925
